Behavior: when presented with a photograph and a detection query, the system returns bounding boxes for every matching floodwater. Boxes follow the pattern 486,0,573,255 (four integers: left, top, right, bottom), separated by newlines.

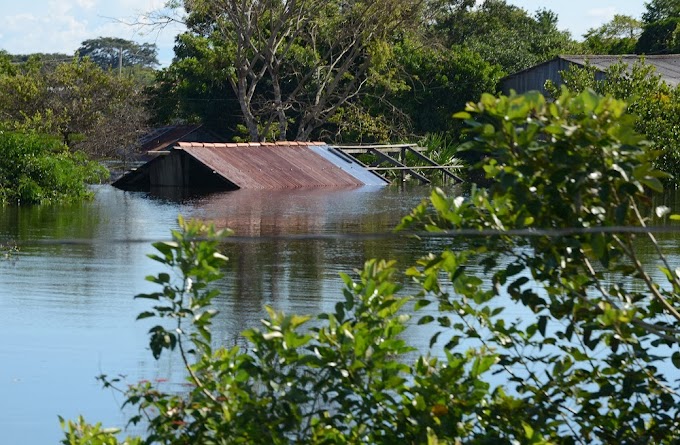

1,185,679,444
0,184,449,444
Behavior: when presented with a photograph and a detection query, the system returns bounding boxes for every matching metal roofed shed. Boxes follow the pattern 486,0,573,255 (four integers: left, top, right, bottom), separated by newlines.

112,141,389,191
501,54,680,95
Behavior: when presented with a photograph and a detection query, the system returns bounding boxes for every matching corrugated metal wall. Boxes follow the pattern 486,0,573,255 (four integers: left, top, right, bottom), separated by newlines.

501,58,574,95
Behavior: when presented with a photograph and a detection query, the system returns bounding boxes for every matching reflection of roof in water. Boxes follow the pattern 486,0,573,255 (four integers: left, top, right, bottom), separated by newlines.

177,142,388,189
189,187,394,237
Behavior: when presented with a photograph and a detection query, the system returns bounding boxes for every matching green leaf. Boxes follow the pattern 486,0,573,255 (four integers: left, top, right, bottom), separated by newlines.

640,176,664,193
672,352,680,369
418,315,434,325
471,355,496,377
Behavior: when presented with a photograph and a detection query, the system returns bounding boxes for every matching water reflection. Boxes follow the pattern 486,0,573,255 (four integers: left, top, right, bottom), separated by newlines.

186,186,443,348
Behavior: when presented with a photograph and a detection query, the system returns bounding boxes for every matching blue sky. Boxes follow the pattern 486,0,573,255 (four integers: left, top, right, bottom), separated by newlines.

0,1,649,67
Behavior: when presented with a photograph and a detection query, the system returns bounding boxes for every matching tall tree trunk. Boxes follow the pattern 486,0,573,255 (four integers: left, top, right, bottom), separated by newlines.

237,71,260,141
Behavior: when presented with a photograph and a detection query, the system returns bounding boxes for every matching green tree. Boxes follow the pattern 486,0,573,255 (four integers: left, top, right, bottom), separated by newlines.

323,39,503,143
433,0,580,73
636,17,680,53
399,89,680,442
9,52,72,64
167,0,423,141
637,0,680,53
76,37,158,70
147,33,242,134
642,0,680,23
0,55,149,160
583,14,642,54
389,41,502,136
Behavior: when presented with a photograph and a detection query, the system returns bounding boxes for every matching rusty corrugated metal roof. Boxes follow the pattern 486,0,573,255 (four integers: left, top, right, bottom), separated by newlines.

176,141,383,189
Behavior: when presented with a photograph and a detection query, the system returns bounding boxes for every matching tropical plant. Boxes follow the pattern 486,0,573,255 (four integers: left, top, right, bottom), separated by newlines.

69,217,498,444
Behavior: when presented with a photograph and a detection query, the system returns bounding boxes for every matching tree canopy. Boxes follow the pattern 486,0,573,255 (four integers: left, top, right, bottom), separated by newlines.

166,0,424,142
150,0,574,142
583,15,642,54
642,0,680,23
0,53,148,160
76,37,159,70
432,0,580,73
637,0,680,53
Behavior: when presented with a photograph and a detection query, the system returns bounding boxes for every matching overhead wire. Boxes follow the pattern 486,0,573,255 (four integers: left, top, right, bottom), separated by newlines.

4,225,680,246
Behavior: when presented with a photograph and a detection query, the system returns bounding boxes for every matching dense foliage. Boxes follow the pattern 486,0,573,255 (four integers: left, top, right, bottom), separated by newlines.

583,15,642,54
637,0,680,54
77,37,159,71
636,17,680,54
433,0,580,73
546,60,680,182
0,130,107,204
642,0,680,23
0,53,148,160
64,90,680,443
150,0,576,142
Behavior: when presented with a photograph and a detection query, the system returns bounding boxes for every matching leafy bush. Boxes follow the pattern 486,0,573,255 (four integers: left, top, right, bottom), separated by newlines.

0,130,107,204
77,217,497,444
401,89,680,442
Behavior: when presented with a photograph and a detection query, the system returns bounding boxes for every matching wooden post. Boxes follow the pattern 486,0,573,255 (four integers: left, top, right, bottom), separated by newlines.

400,145,405,185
